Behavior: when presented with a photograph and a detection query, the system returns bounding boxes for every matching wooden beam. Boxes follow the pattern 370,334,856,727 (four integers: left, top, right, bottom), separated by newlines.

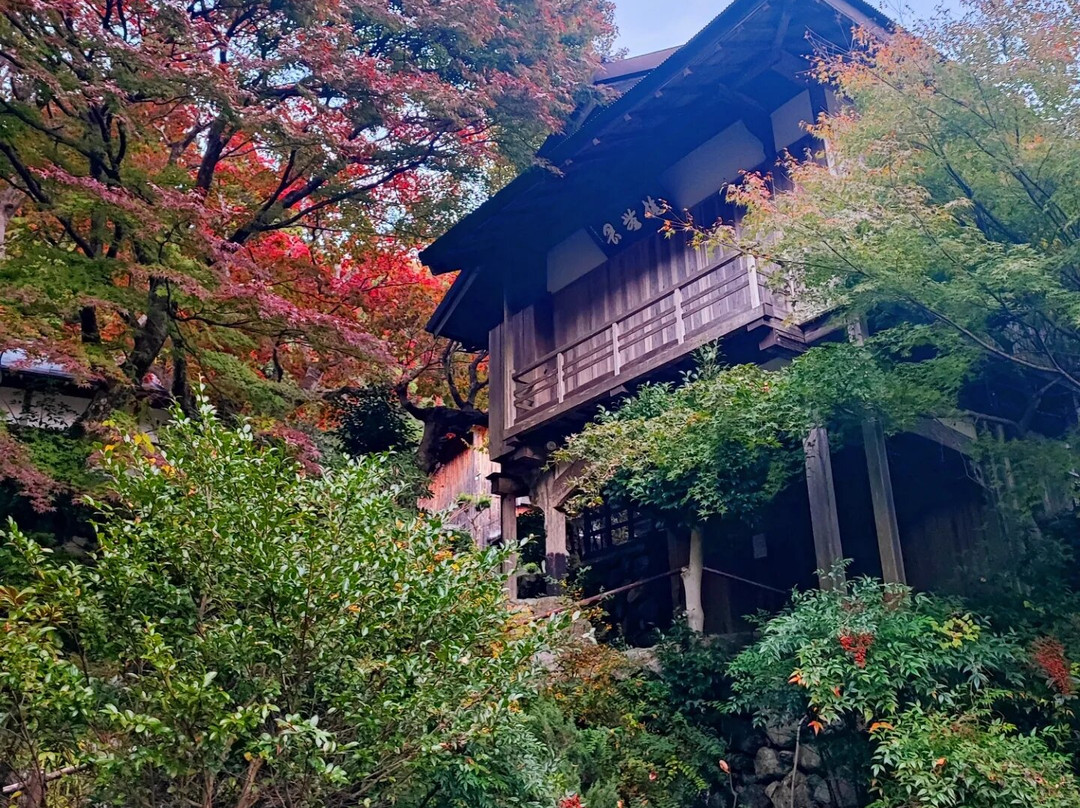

848,317,905,584
487,323,508,458
509,445,546,466
551,458,587,510
772,1,794,52
911,417,976,457
757,327,809,355
803,426,845,589
488,471,528,497
862,418,906,584
502,293,516,433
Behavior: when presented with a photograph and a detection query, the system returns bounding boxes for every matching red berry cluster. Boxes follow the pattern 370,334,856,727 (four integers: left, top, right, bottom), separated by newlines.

1031,637,1073,696
560,795,584,808
838,631,874,668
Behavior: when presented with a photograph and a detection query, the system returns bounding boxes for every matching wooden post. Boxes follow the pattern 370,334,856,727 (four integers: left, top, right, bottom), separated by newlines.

610,323,621,376
537,472,568,593
803,427,845,590
503,296,517,429
862,418,906,584
682,525,705,632
848,317,905,584
746,254,762,309
673,286,686,344
500,492,518,600
666,528,688,614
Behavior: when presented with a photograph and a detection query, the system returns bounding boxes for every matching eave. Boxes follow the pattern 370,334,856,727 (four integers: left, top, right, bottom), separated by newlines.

421,0,893,345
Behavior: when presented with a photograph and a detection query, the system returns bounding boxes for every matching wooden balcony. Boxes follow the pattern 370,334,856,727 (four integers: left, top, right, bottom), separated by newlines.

506,250,785,437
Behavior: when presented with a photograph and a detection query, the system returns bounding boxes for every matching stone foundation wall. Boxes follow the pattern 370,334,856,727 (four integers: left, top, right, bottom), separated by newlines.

724,718,861,808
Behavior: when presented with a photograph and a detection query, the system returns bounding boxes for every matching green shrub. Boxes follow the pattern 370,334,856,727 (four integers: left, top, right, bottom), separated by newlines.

870,706,1078,808
326,384,420,457
727,575,1079,808
0,400,563,808
539,634,731,808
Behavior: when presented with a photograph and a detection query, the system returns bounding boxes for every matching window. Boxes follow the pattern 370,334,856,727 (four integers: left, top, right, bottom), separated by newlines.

570,502,656,559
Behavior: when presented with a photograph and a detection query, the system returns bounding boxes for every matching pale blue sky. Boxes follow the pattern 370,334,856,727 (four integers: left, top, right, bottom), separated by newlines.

614,0,964,55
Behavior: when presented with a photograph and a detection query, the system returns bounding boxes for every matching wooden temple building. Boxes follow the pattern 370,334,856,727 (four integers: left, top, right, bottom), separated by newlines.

421,0,990,639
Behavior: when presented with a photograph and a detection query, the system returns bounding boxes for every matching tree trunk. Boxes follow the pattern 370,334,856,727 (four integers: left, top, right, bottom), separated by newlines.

80,305,101,344
171,337,195,416
70,380,135,438
682,524,705,632
0,187,22,259
121,278,171,383
398,395,487,474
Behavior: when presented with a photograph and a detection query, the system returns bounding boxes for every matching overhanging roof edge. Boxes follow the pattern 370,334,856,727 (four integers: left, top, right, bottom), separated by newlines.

420,0,895,342
420,0,892,278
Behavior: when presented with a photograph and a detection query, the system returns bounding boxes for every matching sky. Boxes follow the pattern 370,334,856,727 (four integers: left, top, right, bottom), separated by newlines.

614,0,964,55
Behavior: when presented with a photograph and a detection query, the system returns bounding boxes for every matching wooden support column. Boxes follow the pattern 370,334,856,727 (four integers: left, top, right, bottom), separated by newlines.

862,418,906,584
682,525,705,632
536,472,568,593
499,493,518,600
804,426,845,590
666,528,688,614
848,317,905,584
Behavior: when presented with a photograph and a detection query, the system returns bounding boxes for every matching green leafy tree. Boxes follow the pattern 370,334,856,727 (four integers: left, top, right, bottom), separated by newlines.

0,400,564,808
536,633,730,808
723,0,1080,441
324,384,421,457
870,706,1078,808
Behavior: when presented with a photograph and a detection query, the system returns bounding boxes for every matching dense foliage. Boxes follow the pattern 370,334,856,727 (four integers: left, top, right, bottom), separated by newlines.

0,402,563,808
556,341,957,527
728,578,1080,808
542,633,730,808
0,0,615,507
722,0,1080,443
324,384,420,457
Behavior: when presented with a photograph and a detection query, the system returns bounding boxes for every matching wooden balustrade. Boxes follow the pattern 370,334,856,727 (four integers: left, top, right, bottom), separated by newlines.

510,251,765,429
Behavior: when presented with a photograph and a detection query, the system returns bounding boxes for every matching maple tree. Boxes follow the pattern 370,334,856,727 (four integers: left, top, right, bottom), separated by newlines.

0,0,615,502
722,0,1080,435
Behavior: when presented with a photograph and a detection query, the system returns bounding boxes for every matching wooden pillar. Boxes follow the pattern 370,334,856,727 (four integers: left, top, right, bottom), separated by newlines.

682,525,705,632
544,510,568,594
666,528,688,614
862,418,906,584
847,317,905,584
804,427,844,590
499,493,518,600
537,473,568,593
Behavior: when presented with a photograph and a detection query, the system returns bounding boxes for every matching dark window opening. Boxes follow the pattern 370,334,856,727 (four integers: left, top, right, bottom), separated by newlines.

570,502,656,559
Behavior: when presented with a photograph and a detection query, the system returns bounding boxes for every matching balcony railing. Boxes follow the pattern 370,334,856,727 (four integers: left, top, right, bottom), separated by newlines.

510,251,766,430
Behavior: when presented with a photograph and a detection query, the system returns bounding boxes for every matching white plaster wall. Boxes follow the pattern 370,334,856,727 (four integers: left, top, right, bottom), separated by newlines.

770,89,814,150
660,121,766,209
0,387,87,429
1,384,172,434
547,229,608,293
